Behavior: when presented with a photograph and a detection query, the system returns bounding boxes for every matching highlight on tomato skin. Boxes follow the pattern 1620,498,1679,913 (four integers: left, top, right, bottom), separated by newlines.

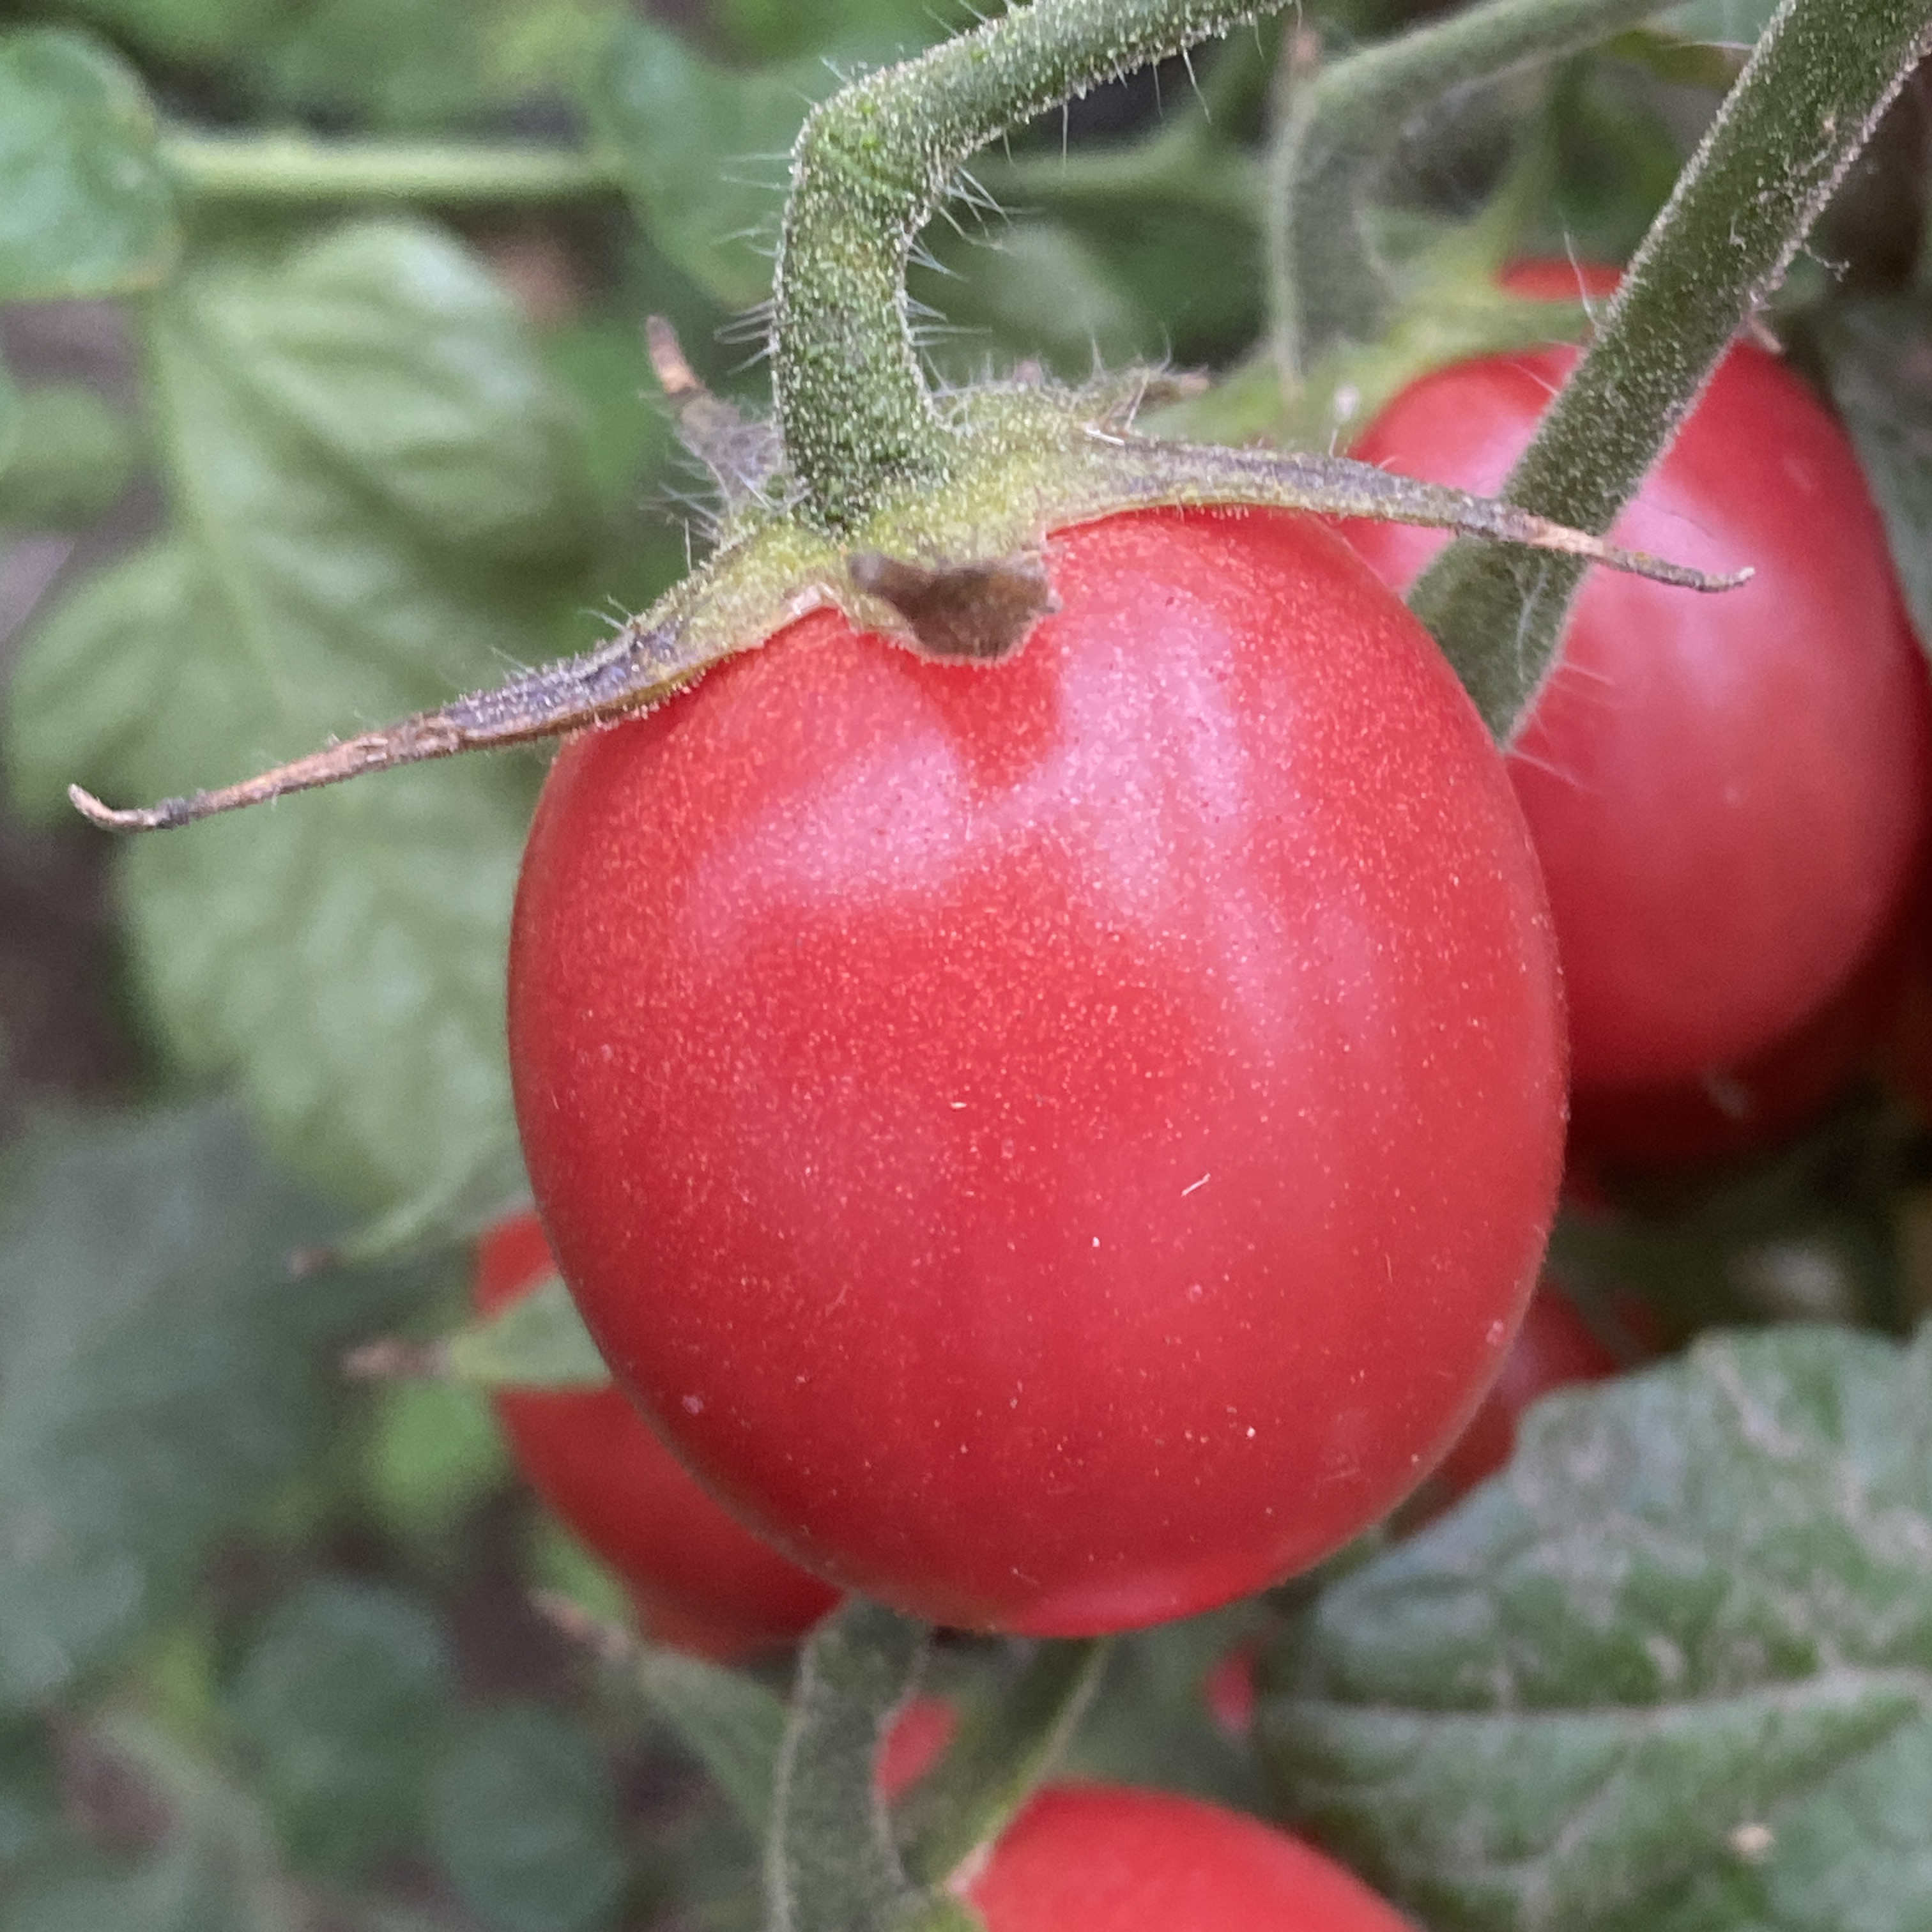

961,1782,1419,1932
1342,261,1932,1105
508,505,1567,1637
474,1215,839,1660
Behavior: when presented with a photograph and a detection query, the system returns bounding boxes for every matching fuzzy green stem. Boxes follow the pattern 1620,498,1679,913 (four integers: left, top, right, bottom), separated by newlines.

1269,0,1678,388
160,130,620,203
1410,0,1932,739
773,0,1291,535
766,1603,973,1932
896,1639,1107,1887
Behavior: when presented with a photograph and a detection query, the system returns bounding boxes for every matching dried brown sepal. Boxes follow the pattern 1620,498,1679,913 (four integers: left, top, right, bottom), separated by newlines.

531,1589,638,1667
69,602,700,832
67,407,1751,838
1050,436,1756,596
848,548,1058,661
646,314,783,510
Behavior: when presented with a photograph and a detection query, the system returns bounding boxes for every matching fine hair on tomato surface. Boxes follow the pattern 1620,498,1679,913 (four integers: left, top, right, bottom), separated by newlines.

962,1782,1418,1932
509,506,1565,1636
1345,262,1932,1103
475,1215,838,1659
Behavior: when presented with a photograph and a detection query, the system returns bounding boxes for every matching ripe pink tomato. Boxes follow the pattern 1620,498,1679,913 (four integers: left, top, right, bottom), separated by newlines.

963,1784,1416,1932
509,507,1565,1635
1344,263,1931,1100
1426,1281,1621,1498
475,1216,838,1659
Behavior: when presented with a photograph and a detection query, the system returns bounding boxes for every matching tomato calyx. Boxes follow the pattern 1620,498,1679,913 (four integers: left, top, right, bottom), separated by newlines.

72,342,1745,838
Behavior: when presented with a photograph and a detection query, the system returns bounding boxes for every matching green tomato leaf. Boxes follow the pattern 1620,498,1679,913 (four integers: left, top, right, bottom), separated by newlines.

231,1579,456,1880
0,358,19,480
0,1104,412,1713
1819,293,1932,662
0,382,137,529
586,17,827,311
445,1273,613,1390
1259,1326,1932,1932
714,0,951,63
8,1710,295,1932
1660,0,1780,42
631,1643,790,1834
428,1705,625,1932
363,1375,509,1544
0,29,178,300
7,220,600,1214
0,1720,57,1872
52,0,285,68
256,0,496,132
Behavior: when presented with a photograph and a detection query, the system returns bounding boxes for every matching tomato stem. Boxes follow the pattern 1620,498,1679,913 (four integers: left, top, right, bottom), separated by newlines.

1408,0,1932,739
773,0,1292,536
160,130,620,203
1268,0,1682,391
895,1639,1108,1887
767,1602,970,1931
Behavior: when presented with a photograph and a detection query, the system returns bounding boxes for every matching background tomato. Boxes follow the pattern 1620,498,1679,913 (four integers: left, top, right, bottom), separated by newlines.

475,1215,839,1659
1569,917,1906,1169
878,1694,958,1800
963,1783,1416,1931
509,506,1565,1636
1425,1280,1623,1498
1344,263,1932,1105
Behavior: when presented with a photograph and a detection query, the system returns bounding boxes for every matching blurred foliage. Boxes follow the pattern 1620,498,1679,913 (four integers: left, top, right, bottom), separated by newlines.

1,0,1931,1926
0,29,177,299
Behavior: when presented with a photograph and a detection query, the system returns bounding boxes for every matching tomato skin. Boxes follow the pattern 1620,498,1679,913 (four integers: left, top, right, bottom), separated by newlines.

509,507,1565,1635
1344,301,1932,1096
963,1784,1416,1932
474,1216,838,1659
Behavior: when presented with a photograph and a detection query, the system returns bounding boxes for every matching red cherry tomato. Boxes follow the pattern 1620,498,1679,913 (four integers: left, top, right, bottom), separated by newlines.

1204,1643,1261,1736
963,1784,1416,1932
474,1216,838,1659
878,1695,958,1801
1427,1282,1621,1498
1344,266,1931,1099
509,507,1565,1635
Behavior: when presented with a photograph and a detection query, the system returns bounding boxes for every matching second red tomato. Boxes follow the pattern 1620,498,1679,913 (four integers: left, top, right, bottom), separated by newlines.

1345,264,1931,1099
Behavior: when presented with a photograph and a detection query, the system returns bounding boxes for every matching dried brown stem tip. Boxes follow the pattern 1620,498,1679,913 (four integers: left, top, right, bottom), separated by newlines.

68,606,693,833
645,313,781,507
530,1589,638,1666
341,1336,452,1381
645,314,702,397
